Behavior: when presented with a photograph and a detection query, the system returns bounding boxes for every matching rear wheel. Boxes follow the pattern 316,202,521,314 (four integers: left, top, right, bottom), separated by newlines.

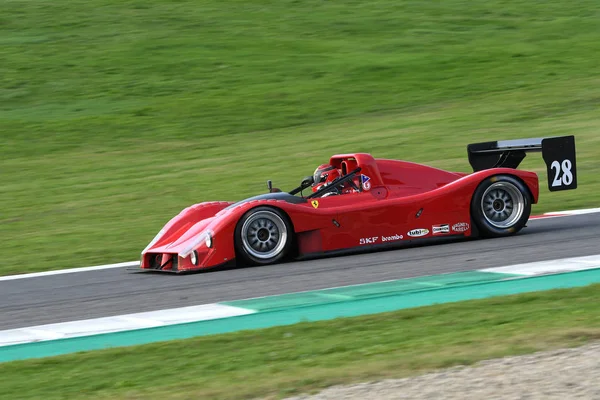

234,207,294,266
471,175,531,237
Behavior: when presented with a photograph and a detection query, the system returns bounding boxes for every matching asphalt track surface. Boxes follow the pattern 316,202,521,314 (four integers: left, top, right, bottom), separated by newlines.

1,213,599,331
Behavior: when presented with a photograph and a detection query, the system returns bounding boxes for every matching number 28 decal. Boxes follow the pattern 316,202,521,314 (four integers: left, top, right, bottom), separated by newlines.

550,159,574,187
541,136,576,192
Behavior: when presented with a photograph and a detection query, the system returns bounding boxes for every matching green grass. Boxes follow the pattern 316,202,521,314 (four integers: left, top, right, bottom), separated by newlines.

2,0,600,274
1,284,600,399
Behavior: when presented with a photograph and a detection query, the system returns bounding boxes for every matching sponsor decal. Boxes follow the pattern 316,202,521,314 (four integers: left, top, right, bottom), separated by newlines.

407,228,429,237
432,224,450,234
382,234,403,242
452,222,470,232
311,200,319,209
361,174,371,191
359,236,379,245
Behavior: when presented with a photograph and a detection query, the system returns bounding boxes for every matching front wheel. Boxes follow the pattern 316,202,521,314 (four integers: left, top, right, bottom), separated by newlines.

234,207,294,266
471,175,531,237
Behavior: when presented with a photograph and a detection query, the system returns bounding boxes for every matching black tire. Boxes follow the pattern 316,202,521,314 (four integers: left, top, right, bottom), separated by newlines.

470,175,531,238
234,206,294,266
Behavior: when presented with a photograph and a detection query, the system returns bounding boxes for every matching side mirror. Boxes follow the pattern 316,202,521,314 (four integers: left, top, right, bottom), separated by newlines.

267,180,282,193
301,175,314,188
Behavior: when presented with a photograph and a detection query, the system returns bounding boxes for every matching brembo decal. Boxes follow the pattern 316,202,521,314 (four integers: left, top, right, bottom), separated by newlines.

382,234,403,242
360,234,404,245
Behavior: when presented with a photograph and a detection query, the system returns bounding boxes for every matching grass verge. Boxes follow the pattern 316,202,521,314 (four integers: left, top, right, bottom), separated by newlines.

1,283,600,399
2,0,600,274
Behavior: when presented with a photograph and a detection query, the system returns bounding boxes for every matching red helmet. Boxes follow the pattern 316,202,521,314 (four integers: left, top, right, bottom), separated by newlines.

311,164,340,192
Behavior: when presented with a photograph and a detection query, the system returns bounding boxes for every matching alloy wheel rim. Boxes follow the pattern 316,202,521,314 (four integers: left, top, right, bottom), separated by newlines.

481,182,525,228
241,211,288,259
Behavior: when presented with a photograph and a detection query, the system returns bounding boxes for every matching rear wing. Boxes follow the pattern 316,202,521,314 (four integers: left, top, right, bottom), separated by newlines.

467,135,577,191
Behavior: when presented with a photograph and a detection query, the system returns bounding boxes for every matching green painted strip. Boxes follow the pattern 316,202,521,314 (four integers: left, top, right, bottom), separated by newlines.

224,271,518,312
2,269,599,363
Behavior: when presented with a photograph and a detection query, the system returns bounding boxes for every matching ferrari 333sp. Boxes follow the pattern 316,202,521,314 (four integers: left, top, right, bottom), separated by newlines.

139,136,577,273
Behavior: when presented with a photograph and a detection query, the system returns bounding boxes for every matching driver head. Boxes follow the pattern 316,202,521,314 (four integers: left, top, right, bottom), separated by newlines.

312,164,340,192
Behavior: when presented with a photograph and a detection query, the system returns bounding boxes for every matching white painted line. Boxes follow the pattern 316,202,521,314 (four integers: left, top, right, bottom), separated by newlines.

0,261,139,282
480,254,600,276
0,303,255,347
20,328,64,341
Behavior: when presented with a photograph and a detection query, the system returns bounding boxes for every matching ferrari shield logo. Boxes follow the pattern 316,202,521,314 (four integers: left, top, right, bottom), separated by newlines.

311,200,319,209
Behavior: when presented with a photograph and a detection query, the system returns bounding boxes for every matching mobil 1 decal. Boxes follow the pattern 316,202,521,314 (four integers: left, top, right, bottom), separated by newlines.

541,136,577,192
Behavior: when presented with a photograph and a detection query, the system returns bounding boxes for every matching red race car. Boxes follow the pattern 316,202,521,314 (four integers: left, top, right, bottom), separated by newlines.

139,136,577,273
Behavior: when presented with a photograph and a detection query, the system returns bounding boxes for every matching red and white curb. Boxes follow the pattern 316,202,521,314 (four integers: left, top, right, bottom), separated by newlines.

529,207,600,220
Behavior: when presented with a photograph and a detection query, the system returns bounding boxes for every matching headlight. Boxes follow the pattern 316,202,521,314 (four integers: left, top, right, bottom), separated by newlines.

180,230,213,257
190,250,198,265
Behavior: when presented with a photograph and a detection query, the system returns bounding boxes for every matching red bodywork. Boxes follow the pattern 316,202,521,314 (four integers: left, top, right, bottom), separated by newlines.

140,153,539,273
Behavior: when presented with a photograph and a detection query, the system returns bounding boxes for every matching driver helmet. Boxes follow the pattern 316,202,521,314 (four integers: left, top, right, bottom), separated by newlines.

311,163,340,192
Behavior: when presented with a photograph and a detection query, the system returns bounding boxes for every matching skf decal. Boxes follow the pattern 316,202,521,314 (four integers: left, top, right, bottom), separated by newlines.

382,234,403,242
407,228,429,237
452,222,469,232
432,224,450,234
361,174,371,191
360,236,379,245
311,200,319,209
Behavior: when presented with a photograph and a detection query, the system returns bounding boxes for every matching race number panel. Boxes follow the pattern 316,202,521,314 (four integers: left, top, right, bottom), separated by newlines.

542,136,577,192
